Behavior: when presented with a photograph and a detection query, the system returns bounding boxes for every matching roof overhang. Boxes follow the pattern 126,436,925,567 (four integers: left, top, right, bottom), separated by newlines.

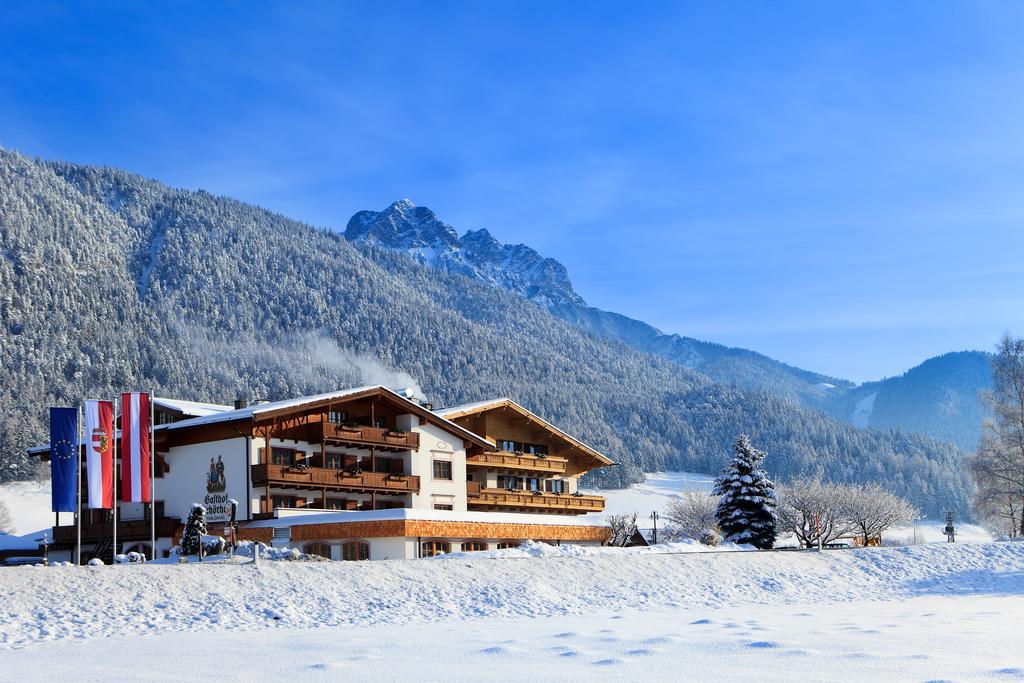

436,398,616,468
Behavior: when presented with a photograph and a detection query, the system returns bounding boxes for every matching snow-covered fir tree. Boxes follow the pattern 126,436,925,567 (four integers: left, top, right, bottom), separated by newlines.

180,504,206,556
713,435,777,549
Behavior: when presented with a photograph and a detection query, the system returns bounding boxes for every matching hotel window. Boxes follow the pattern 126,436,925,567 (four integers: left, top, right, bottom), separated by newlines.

374,457,404,475
499,439,516,453
304,543,332,559
270,495,296,509
461,541,487,552
324,452,344,470
526,477,540,492
155,412,176,426
433,503,454,510
499,475,520,490
328,410,347,424
421,540,450,557
432,460,452,480
342,540,370,561
271,447,295,466
546,479,565,494
323,498,348,510
497,541,520,550
524,443,548,456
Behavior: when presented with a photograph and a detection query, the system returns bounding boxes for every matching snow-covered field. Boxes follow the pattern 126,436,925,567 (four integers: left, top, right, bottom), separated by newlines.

6,594,1022,681
2,475,1018,680
2,542,1023,680
582,470,715,518
0,480,51,535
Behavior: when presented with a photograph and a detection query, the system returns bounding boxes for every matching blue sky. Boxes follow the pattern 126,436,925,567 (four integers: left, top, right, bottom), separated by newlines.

2,2,1023,382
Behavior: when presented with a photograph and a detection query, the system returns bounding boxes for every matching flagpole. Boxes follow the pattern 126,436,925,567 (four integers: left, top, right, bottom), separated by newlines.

150,390,155,561
113,397,118,563
76,405,82,566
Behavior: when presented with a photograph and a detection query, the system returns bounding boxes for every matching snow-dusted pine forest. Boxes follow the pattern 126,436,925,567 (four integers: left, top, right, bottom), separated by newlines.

0,148,970,515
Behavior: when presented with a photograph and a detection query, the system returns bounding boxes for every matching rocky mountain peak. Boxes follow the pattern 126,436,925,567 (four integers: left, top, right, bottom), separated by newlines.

344,199,459,253
344,200,585,308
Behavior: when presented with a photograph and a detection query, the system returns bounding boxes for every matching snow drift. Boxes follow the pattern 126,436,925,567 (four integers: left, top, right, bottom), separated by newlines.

1,542,1021,649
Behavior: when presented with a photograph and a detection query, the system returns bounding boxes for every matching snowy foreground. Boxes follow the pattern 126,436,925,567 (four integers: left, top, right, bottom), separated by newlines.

2,542,1024,681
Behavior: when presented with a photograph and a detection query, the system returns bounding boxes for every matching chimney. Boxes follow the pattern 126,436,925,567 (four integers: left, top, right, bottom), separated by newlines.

234,398,250,410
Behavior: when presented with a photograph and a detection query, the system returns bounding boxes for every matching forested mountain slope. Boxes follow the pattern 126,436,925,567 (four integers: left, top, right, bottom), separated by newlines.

822,351,991,451
0,149,970,515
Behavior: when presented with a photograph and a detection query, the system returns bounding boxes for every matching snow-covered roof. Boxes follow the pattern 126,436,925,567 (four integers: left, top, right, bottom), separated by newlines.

434,397,510,417
435,398,615,467
156,385,492,448
244,507,610,529
154,397,232,417
156,386,384,431
0,531,45,551
27,385,492,454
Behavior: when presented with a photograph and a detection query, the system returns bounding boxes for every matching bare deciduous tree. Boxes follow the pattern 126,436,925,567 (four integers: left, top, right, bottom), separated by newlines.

967,334,1024,537
663,492,721,544
776,478,856,548
606,512,639,547
33,460,50,485
0,497,13,535
843,483,919,545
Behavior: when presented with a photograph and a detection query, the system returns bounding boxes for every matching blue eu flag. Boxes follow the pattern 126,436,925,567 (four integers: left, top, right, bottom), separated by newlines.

50,407,78,513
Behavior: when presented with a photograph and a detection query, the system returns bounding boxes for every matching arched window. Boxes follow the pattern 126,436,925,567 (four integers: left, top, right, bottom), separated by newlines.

304,542,332,559
421,540,450,557
461,541,488,552
496,541,520,550
341,540,370,561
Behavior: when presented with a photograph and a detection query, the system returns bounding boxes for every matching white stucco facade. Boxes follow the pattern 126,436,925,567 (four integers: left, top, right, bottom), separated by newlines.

161,437,250,523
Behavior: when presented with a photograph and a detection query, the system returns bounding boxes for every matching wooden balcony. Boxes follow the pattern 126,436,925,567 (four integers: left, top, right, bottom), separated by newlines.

467,487,605,514
252,463,420,494
466,450,568,474
318,422,420,452
52,516,181,543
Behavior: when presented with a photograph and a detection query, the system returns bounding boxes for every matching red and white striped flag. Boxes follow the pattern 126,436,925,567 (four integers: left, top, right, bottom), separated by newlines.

84,400,114,509
121,392,151,503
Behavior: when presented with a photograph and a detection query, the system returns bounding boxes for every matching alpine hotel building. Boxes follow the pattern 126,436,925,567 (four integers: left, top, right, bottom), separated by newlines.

32,386,614,561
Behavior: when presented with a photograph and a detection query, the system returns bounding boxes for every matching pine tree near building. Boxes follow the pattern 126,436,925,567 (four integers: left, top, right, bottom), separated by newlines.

713,434,777,549
181,503,207,556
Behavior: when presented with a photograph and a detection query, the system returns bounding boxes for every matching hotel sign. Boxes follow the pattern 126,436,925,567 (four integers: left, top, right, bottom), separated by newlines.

204,456,230,523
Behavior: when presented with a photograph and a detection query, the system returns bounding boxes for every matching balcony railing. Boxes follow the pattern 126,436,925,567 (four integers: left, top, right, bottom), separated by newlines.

252,463,420,494
52,517,181,543
466,451,568,474
467,487,605,514
318,423,420,451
